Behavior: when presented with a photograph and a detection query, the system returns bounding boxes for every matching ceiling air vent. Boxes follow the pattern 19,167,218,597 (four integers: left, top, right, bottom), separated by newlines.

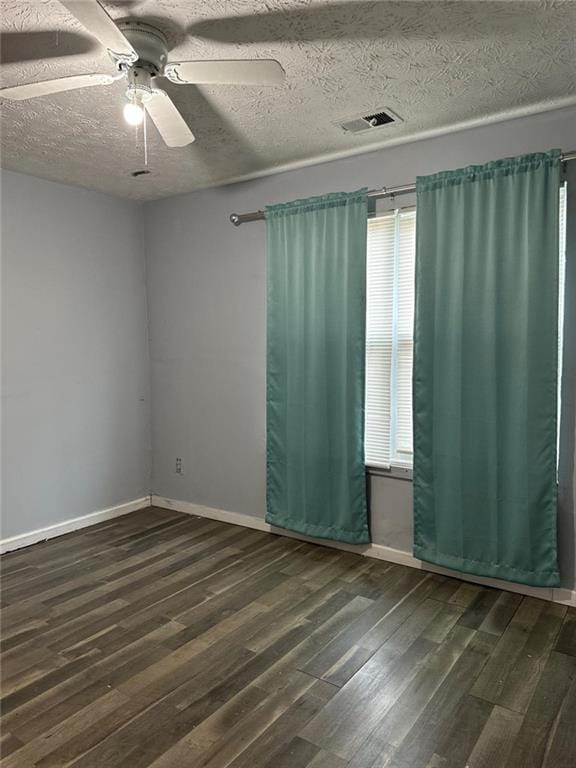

337,107,402,135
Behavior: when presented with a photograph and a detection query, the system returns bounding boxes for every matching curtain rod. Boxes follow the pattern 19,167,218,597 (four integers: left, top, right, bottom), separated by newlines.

229,150,576,226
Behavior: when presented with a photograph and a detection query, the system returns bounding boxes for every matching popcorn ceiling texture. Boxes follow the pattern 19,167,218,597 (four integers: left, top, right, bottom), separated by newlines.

1,0,576,200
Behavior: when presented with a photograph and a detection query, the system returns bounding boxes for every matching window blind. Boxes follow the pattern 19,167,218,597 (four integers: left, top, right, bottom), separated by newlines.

365,208,416,468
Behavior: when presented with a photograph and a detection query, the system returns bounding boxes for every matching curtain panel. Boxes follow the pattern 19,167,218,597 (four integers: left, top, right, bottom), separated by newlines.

413,151,561,587
265,189,370,544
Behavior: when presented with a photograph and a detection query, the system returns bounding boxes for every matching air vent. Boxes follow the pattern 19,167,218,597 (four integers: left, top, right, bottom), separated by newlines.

363,111,394,127
337,108,402,135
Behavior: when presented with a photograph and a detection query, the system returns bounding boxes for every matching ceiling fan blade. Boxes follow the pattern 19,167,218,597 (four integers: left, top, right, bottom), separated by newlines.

58,0,137,61
145,90,195,148
164,60,285,86
0,73,116,101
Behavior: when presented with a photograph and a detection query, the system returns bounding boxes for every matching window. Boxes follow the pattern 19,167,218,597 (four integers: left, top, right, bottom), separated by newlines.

365,187,567,473
365,207,416,469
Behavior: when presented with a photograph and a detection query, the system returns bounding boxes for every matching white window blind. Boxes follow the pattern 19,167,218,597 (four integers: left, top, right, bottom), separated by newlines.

365,207,416,468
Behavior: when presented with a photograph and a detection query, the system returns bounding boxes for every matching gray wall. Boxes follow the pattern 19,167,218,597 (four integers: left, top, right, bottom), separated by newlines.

145,105,576,588
1,170,151,538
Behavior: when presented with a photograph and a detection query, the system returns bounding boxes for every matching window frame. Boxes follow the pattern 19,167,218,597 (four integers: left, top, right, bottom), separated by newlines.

365,204,416,478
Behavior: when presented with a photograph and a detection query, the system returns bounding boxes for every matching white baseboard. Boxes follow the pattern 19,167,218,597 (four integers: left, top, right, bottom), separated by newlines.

0,496,152,554
151,495,576,608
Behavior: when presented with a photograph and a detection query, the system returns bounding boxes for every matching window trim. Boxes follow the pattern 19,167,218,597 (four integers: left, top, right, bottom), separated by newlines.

366,463,413,480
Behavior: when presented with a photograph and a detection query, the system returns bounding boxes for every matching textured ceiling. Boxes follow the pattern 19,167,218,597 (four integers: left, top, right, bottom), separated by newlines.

1,0,576,200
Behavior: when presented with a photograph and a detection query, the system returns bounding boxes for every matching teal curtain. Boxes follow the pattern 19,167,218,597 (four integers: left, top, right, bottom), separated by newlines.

266,190,369,544
413,151,561,587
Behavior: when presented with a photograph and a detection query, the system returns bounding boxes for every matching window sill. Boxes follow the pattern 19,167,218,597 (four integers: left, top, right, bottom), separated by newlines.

366,464,413,481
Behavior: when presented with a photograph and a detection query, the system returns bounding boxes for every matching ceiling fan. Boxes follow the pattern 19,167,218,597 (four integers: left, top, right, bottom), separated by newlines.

0,0,285,148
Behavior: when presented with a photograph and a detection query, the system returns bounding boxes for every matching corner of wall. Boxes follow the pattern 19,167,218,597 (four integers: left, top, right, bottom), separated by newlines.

138,200,154,498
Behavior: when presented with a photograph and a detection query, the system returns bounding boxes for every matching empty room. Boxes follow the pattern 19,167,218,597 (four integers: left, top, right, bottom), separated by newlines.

1,1,576,766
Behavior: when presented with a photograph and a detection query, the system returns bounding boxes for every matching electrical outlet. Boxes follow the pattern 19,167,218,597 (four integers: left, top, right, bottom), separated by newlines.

175,457,184,476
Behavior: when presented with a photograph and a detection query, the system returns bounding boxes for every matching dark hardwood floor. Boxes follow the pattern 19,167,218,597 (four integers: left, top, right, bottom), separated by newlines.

1,507,575,768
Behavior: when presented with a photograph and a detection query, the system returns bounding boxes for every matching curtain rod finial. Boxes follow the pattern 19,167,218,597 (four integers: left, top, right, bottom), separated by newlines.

230,214,241,226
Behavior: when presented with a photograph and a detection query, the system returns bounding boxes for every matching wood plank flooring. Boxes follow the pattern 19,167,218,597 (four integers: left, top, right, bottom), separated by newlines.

1,506,575,767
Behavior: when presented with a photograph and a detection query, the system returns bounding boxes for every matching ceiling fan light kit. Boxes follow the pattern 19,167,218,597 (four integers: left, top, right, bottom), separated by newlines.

1,0,285,149
123,97,144,126
123,62,153,127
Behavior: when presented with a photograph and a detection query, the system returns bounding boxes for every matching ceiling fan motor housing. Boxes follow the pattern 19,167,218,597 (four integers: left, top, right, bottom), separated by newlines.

112,21,168,77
